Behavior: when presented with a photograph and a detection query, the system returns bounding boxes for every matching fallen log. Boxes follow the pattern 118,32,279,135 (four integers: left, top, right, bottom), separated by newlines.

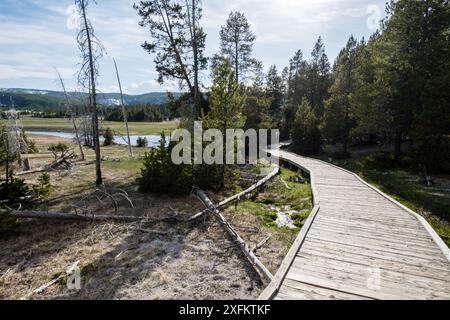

47,152,75,169
252,235,272,253
14,153,77,177
195,189,274,283
189,166,279,221
7,210,184,223
14,167,48,176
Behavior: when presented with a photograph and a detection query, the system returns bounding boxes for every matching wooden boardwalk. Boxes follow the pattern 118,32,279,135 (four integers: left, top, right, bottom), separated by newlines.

259,150,450,300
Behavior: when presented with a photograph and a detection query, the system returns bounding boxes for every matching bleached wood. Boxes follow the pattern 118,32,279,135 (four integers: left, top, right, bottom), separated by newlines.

195,189,274,282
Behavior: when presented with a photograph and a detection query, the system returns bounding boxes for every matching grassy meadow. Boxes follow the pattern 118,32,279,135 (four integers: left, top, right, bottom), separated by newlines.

21,116,179,136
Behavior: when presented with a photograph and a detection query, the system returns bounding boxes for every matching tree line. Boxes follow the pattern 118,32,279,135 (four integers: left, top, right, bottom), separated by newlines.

297,0,449,173
135,0,449,172
136,0,449,194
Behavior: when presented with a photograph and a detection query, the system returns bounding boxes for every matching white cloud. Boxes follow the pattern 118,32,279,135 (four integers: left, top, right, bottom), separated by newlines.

0,0,387,93
0,64,54,80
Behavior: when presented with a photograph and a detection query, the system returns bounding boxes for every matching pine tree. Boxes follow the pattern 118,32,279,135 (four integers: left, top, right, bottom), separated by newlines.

307,37,331,118
288,50,305,101
203,60,246,185
203,60,246,132
103,128,115,146
245,77,273,132
291,98,322,155
214,11,261,83
322,36,358,156
266,65,284,126
282,50,307,139
135,0,207,120
352,0,450,164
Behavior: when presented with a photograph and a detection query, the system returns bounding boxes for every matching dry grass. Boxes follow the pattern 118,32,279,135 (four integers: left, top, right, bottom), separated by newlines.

0,134,275,300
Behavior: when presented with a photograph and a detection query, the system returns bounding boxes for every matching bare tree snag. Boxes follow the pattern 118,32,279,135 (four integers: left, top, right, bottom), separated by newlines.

113,58,133,157
56,69,85,161
195,189,274,282
76,0,103,186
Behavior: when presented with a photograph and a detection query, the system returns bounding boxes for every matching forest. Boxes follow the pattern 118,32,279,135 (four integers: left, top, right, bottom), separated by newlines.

132,0,450,173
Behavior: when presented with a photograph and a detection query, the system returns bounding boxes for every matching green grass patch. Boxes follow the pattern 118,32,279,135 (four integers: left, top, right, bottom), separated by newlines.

102,157,144,174
21,117,178,135
226,167,313,231
257,168,312,211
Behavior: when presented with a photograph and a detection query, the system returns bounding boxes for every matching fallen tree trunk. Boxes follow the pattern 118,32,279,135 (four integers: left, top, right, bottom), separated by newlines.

189,167,279,221
15,167,48,176
195,189,274,283
47,152,75,169
14,153,76,177
7,210,184,223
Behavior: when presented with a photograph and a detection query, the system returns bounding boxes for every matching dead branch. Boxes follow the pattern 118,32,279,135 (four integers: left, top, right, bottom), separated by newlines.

71,186,134,216
20,261,80,300
0,250,32,281
280,178,291,190
9,210,145,222
189,166,279,221
194,189,274,283
251,235,272,253
131,227,170,235
47,152,76,170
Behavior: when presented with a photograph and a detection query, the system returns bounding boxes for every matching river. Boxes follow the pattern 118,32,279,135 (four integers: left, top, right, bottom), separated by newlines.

26,131,161,148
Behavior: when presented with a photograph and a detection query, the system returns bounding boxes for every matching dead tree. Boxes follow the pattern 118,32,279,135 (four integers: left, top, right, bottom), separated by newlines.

1,111,27,186
113,58,133,157
76,0,104,186
55,69,85,161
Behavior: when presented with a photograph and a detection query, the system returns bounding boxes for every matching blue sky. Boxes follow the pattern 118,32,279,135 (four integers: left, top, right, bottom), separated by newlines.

0,0,387,94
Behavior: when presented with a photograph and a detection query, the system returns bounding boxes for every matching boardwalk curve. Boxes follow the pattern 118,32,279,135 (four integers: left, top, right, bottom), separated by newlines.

259,150,450,300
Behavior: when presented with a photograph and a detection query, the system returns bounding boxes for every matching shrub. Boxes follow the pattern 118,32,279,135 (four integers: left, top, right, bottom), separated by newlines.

291,98,322,155
138,134,239,195
21,130,38,154
0,177,31,205
138,134,192,195
136,137,148,148
363,152,398,169
35,172,53,198
103,128,115,146
411,136,450,173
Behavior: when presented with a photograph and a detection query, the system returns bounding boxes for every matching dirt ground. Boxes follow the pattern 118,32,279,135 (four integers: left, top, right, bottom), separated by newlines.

0,135,301,300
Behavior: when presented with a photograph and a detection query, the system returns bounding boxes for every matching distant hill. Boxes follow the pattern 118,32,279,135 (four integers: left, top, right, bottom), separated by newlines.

0,88,182,109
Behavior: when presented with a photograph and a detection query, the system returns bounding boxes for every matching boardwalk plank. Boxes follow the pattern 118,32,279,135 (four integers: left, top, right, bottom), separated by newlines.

259,150,450,300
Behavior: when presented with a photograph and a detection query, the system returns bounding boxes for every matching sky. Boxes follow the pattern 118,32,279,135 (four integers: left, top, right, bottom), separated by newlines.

0,0,387,94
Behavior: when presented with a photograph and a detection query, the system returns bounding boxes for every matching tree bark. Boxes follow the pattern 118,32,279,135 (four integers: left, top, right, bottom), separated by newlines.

81,0,102,186
4,134,10,187
56,69,85,161
9,211,165,222
195,189,274,282
114,59,133,157
234,31,239,84
191,0,200,120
